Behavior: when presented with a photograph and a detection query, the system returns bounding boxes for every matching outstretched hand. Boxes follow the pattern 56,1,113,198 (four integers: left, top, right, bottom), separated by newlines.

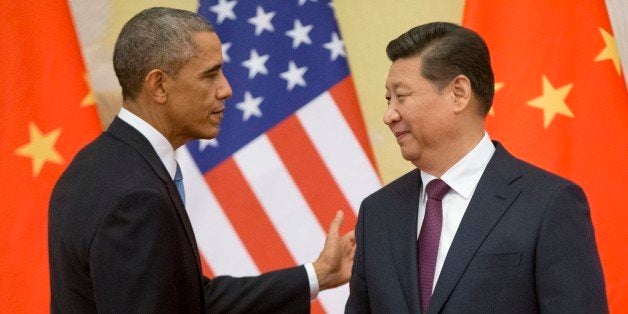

312,210,356,291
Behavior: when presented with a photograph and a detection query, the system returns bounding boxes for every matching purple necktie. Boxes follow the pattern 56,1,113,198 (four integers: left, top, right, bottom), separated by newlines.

418,179,450,313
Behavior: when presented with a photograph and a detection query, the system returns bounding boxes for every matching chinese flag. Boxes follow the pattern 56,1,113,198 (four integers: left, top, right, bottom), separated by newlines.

464,0,628,311
0,1,101,311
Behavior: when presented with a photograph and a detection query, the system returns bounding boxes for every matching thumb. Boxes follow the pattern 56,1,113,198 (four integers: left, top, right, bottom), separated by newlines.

328,210,345,237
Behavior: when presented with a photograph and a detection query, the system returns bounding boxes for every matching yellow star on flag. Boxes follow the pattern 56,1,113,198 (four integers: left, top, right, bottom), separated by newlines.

594,27,622,75
81,91,95,107
81,74,96,107
527,76,574,129
489,82,505,116
15,122,64,177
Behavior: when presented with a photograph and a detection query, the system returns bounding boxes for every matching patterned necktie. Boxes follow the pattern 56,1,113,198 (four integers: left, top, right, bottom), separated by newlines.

418,179,450,313
174,163,185,206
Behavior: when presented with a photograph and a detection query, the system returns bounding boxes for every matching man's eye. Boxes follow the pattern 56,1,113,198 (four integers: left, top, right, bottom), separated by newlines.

203,71,219,79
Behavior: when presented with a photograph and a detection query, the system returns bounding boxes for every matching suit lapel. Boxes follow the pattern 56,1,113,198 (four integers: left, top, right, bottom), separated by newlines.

428,143,523,314
106,117,203,276
387,170,422,314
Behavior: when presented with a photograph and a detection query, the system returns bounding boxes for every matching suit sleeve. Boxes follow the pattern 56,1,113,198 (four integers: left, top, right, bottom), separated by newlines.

535,183,608,313
202,266,310,313
345,202,371,313
89,189,181,313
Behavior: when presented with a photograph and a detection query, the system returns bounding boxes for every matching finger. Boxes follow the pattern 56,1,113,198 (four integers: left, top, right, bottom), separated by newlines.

343,230,356,244
328,210,344,237
340,230,355,251
348,242,356,262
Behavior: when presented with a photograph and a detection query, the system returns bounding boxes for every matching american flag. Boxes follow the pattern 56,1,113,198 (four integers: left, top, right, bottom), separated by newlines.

176,0,381,311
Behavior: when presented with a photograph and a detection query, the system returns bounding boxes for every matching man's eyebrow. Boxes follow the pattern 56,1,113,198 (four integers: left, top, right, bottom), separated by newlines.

203,64,222,75
385,82,404,90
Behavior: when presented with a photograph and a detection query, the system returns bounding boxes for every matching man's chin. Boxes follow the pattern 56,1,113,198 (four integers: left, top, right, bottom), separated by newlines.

399,148,418,162
201,127,220,140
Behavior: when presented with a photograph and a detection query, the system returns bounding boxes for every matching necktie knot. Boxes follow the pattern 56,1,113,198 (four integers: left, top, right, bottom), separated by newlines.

425,179,450,201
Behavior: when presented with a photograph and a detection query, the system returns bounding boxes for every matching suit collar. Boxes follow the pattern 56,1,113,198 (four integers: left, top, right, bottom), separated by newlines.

107,116,172,183
117,108,178,179
427,142,523,313
106,117,203,278
387,169,422,313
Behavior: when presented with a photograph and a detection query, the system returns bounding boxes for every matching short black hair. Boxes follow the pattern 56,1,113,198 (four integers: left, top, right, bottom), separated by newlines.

386,22,494,115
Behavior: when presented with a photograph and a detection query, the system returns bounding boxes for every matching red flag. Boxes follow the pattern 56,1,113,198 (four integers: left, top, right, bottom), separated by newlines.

463,1,628,311
0,1,101,311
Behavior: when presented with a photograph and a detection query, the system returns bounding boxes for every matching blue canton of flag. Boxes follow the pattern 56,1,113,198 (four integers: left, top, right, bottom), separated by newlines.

193,0,349,171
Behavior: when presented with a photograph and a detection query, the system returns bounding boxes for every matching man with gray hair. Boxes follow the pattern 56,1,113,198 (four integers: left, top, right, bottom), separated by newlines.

49,7,355,313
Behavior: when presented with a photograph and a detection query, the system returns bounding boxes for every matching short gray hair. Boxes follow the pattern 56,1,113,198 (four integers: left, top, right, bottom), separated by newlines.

113,7,215,101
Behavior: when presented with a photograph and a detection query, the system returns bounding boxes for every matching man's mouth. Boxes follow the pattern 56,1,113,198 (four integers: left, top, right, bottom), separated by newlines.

212,106,225,114
393,130,409,139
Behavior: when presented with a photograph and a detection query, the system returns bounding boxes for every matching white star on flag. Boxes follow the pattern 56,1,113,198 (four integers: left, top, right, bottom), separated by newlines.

247,6,275,36
210,0,237,24
222,42,232,63
285,19,313,49
198,139,219,151
241,49,270,79
298,0,318,6
236,91,264,121
323,32,346,61
279,61,307,91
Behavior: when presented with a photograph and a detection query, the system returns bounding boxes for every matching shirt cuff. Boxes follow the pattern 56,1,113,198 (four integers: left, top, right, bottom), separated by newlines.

304,263,320,300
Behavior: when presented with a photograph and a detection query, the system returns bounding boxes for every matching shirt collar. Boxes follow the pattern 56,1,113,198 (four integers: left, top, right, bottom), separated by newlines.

118,107,177,180
420,132,495,200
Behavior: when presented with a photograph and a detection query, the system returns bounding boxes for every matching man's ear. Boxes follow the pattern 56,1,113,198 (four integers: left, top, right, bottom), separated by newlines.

451,74,472,113
145,69,168,104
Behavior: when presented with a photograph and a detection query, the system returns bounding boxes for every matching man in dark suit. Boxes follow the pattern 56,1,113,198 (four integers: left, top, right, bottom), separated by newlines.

49,7,355,313
346,22,607,313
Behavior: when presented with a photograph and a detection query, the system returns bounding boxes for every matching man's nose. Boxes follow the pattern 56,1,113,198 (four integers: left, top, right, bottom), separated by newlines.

217,74,233,100
383,105,400,125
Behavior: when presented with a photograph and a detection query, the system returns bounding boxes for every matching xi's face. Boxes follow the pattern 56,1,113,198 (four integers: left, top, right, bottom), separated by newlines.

165,31,232,146
384,56,454,166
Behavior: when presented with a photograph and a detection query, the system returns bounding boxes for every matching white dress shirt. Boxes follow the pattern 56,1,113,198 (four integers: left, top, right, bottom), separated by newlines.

117,108,320,299
118,108,178,180
417,132,496,292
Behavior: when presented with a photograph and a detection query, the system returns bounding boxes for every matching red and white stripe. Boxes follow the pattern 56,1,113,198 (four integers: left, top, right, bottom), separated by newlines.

177,77,381,313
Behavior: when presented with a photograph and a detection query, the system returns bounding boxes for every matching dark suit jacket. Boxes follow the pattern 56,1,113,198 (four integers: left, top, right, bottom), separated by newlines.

346,142,607,313
49,117,309,313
